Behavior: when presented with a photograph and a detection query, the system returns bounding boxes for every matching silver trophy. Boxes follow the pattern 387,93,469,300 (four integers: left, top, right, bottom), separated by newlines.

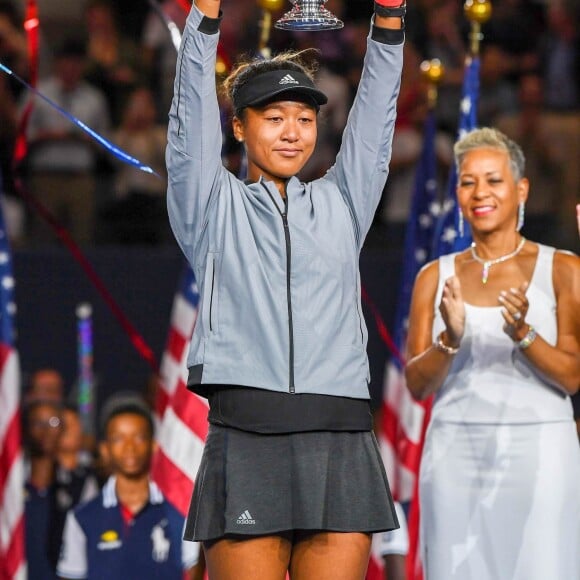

275,0,344,31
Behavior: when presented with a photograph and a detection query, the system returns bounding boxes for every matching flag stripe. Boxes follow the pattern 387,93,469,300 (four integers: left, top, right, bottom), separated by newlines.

0,411,20,506
0,440,24,554
0,185,24,579
152,449,195,516
159,352,186,399
155,384,170,421
152,267,206,520
0,347,17,442
171,295,198,339
3,513,25,579
169,382,209,441
379,110,439,580
156,406,206,482
166,326,188,366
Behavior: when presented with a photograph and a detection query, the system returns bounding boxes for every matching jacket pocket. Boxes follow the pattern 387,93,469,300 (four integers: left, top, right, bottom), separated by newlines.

202,253,219,334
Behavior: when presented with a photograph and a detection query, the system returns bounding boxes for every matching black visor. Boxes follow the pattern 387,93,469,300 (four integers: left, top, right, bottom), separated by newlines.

233,69,328,112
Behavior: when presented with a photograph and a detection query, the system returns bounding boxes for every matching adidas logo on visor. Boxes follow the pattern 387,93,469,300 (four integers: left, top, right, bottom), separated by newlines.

279,74,299,85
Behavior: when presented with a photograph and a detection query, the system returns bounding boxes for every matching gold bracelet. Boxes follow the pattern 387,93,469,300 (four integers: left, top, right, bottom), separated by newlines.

434,332,460,355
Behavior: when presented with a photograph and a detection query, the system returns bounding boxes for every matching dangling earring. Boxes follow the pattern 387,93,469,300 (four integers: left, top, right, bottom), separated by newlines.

458,208,464,238
516,201,525,232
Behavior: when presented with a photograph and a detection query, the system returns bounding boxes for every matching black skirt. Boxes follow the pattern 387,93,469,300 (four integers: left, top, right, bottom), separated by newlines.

184,425,399,542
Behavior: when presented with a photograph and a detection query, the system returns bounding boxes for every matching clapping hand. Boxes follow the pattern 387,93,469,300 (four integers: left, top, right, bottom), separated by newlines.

439,276,465,348
498,282,530,341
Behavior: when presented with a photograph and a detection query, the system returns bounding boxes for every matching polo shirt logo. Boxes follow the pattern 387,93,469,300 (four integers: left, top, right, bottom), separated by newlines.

97,530,123,551
151,524,170,562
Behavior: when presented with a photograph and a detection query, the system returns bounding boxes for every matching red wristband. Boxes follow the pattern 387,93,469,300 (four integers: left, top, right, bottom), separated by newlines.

374,1,406,18
375,0,405,8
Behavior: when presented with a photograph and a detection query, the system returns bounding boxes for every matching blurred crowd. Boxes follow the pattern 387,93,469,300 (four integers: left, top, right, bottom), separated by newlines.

22,367,203,579
0,0,578,251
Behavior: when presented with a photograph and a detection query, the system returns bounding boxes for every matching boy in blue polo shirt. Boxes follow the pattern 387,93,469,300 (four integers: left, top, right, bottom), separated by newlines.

57,395,200,579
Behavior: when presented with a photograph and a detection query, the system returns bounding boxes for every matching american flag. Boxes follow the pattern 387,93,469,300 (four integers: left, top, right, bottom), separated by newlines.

151,265,208,516
377,112,438,580
379,54,481,580
433,55,480,256
0,186,26,579
380,112,438,504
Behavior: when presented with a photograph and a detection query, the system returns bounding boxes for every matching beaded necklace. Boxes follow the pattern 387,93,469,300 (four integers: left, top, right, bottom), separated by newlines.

470,237,526,284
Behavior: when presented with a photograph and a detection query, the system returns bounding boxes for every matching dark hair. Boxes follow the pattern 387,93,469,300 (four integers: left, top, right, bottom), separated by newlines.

62,401,80,414
99,394,154,440
223,49,319,118
22,400,63,444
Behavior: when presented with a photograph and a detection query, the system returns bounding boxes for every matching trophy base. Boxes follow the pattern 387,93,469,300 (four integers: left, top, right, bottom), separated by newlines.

275,8,344,31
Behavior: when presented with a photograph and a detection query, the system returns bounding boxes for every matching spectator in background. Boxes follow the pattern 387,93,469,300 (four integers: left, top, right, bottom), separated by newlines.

539,1,578,113
422,0,466,136
56,403,100,504
23,400,64,579
377,40,453,246
83,0,143,125
141,0,187,120
57,394,201,580
54,404,100,570
477,44,520,127
24,38,110,246
26,368,65,404
482,0,542,62
0,72,25,244
99,86,170,245
479,0,542,112
0,1,28,96
0,1,27,244
495,72,580,252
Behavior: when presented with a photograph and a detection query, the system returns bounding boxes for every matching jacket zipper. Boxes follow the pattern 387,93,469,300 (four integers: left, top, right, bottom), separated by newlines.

262,184,295,393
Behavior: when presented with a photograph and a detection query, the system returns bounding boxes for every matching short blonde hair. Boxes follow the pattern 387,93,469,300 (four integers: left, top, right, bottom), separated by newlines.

454,127,526,181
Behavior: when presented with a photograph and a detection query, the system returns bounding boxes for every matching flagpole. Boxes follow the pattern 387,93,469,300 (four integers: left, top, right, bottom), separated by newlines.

257,0,284,59
420,59,444,111
464,0,492,57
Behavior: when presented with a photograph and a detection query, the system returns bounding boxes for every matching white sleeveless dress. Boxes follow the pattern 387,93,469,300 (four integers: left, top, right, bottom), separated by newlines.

419,244,580,580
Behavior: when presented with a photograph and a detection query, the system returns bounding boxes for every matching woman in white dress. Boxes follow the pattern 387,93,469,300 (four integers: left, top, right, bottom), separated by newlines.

404,127,580,580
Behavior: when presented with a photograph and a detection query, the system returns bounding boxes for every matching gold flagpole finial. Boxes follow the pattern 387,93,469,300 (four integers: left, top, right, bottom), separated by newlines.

420,59,445,110
257,0,285,59
464,0,492,56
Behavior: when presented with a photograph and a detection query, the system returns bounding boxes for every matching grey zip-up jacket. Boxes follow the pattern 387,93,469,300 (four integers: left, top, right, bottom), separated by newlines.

166,5,403,400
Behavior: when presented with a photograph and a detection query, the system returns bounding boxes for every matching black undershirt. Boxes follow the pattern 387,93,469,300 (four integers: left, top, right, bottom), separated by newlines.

199,385,373,434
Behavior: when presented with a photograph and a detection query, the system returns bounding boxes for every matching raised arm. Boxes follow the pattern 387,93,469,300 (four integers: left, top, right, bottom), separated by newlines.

325,2,404,249
196,0,220,18
166,0,223,259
